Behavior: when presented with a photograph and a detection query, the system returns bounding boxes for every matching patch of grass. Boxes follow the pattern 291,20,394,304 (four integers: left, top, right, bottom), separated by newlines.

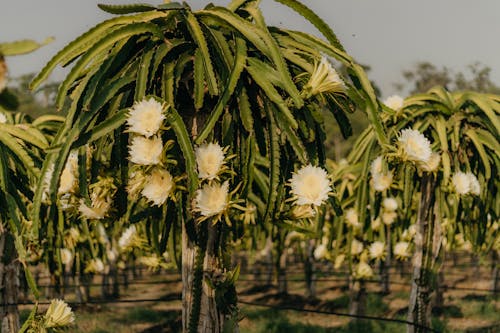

120,307,165,324
366,293,389,316
241,308,330,333
461,300,498,320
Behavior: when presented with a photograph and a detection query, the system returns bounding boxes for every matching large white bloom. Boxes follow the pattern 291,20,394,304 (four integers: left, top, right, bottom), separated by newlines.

452,171,480,195
382,197,398,212
195,142,225,180
381,211,398,225
44,299,75,328
369,241,386,260
398,128,432,163
303,56,345,97
394,241,411,260
289,164,331,206
195,181,229,217
141,168,174,206
127,97,165,137
383,95,404,111
128,135,163,165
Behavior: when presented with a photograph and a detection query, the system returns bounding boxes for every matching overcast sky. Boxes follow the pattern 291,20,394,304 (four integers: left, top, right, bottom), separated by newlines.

2,0,500,97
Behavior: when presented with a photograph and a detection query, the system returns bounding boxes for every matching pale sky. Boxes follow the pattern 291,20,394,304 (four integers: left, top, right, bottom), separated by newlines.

2,0,500,97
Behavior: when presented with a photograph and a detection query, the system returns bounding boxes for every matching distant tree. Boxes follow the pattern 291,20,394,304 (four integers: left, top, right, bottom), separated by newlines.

395,61,500,94
9,73,59,118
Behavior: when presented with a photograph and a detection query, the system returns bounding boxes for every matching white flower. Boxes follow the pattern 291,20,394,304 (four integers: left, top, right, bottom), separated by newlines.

373,173,393,192
118,225,139,251
0,112,6,124
369,241,386,260
351,239,364,256
303,56,345,97
195,181,229,217
195,142,225,180
60,248,73,266
382,197,398,212
128,135,163,165
289,164,331,206
345,208,361,228
127,97,165,137
313,244,328,260
141,168,174,206
383,95,404,111
467,172,481,195
44,299,75,328
394,241,411,260
96,223,109,244
355,262,373,279
452,171,480,195
419,152,441,172
381,211,398,225
398,128,432,163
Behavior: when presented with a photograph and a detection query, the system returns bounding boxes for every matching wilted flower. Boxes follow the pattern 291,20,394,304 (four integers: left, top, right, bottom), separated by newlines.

96,223,109,244
107,248,118,263
126,170,146,198
85,258,105,273
60,248,73,266
118,225,141,251
194,181,229,218
0,112,6,124
313,244,328,260
195,142,225,180
58,151,78,195
128,135,163,165
382,197,398,212
289,164,331,207
398,128,432,163
291,204,316,219
44,299,75,328
64,227,80,249
79,195,111,220
383,95,404,111
369,241,386,260
351,239,364,256
394,241,411,260
354,261,374,279
419,152,441,172
334,254,345,269
302,56,345,98
141,168,174,206
127,97,165,137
